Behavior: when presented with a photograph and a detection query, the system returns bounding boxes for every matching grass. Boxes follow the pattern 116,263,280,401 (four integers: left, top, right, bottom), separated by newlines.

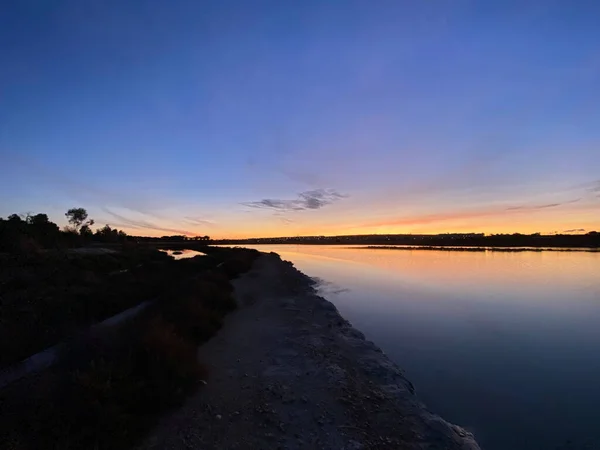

0,247,260,450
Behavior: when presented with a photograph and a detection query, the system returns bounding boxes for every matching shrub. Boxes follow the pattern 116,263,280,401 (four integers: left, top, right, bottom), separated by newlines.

219,249,259,278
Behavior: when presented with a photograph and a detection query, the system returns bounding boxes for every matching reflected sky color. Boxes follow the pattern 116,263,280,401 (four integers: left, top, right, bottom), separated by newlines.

160,249,206,260
1,1,599,237
248,245,600,450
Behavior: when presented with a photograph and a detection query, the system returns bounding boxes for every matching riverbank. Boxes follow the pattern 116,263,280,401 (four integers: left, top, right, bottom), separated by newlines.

140,252,480,450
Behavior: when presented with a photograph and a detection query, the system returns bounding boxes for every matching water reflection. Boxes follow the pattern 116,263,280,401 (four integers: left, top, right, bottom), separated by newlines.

160,249,206,260
242,245,600,450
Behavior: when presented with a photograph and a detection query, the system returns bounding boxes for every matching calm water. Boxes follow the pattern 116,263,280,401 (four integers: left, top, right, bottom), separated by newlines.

160,249,206,259
243,245,600,450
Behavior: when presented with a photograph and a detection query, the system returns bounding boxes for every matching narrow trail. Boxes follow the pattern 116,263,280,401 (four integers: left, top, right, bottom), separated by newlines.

140,253,480,450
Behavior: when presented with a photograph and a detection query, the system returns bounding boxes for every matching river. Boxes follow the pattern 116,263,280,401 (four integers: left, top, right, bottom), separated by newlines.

239,245,600,450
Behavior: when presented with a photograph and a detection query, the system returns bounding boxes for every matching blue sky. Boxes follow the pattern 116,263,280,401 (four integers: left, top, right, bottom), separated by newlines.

1,1,599,237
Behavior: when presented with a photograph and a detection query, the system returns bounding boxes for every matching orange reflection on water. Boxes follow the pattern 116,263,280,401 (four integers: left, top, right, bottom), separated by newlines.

248,245,600,305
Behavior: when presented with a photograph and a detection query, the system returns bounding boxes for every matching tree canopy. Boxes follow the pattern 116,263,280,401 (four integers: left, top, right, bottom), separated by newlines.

65,207,94,233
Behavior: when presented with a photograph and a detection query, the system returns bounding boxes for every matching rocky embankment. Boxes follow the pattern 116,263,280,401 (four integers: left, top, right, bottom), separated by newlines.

141,252,480,450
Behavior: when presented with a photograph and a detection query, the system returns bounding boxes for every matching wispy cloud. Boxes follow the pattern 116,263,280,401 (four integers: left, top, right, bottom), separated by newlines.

567,179,600,198
2,153,168,218
360,208,501,228
184,216,217,228
359,196,589,230
506,198,581,211
102,208,195,236
242,189,347,212
563,228,586,233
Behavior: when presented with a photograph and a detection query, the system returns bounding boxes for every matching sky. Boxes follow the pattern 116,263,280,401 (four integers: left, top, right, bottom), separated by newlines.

1,1,599,238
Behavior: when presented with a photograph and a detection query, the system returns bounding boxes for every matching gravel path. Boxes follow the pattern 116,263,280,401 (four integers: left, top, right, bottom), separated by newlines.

140,253,480,450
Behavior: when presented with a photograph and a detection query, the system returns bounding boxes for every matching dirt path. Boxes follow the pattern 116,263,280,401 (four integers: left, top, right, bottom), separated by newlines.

140,253,480,450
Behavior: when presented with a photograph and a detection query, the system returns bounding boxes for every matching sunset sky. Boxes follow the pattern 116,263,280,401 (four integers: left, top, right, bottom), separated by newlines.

1,1,599,238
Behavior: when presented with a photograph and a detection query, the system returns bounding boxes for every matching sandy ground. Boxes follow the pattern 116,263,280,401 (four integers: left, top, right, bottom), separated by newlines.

139,253,480,450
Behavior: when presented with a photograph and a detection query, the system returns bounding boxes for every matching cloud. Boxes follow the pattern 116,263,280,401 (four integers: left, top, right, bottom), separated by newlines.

360,208,502,228
563,228,586,233
506,198,581,211
582,179,600,189
242,189,347,212
569,179,600,197
358,196,589,230
2,153,168,219
101,208,196,236
184,216,217,228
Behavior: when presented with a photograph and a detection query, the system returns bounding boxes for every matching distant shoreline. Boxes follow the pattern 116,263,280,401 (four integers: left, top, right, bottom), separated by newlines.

209,233,600,249
347,245,600,252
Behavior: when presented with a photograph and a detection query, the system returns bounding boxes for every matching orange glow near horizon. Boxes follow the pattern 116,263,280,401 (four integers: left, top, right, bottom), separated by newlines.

213,210,599,240
101,195,600,239
118,218,598,239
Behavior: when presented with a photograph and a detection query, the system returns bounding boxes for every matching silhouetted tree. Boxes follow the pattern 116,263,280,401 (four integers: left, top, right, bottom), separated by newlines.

27,213,60,246
65,207,94,234
94,224,129,242
0,212,61,252
7,213,22,223
160,235,186,242
27,213,50,226
80,224,93,239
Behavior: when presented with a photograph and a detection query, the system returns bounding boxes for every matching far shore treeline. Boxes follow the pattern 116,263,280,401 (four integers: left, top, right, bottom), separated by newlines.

213,231,600,248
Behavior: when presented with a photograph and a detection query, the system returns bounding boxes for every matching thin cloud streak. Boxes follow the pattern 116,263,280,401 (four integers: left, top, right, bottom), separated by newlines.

358,198,589,230
361,209,501,229
102,208,196,236
184,216,217,228
3,154,168,218
506,198,581,211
